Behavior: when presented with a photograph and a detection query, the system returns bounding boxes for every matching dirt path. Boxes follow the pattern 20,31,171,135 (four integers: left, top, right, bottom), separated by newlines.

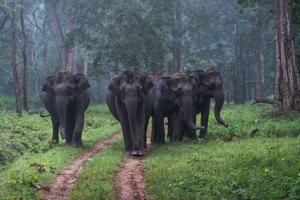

42,133,121,200
115,139,151,200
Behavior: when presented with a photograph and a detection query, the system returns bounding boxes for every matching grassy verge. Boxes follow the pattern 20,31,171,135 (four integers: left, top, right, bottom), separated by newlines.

145,137,300,200
204,103,300,140
68,140,124,200
0,105,119,200
145,104,300,200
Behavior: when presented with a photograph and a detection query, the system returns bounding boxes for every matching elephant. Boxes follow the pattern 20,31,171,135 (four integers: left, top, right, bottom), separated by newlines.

106,70,154,157
40,72,90,146
148,72,203,144
185,67,228,139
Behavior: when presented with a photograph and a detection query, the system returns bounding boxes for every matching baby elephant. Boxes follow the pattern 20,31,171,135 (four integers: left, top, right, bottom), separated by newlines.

41,72,90,146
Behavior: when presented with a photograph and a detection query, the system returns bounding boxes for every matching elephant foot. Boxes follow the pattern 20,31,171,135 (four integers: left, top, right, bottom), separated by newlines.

125,151,132,156
52,139,59,144
131,150,144,157
199,131,207,139
70,140,83,147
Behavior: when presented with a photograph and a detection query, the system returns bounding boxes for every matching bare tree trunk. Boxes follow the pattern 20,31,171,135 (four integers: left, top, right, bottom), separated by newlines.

83,47,88,76
242,68,247,102
42,16,49,73
175,0,182,72
172,0,182,72
45,0,66,71
20,0,29,112
256,48,266,99
275,0,300,111
66,16,77,73
11,0,21,114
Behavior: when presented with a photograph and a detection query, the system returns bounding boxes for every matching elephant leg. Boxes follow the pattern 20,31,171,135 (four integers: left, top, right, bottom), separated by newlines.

130,102,145,156
51,115,59,143
70,101,85,147
66,116,75,144
167,115,173,141
184,115,196,139
116,99,132,154
151,116,165,145
200,100,210,139
171,110,183,142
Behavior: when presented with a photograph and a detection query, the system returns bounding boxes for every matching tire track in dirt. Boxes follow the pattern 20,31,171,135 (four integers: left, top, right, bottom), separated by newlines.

42,133,121,200
115,139,151,200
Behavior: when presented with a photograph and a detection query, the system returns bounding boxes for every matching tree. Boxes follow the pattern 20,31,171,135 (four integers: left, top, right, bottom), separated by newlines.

10,0,21,114
45,0,66,71
20,0,29,111
274,0,300,111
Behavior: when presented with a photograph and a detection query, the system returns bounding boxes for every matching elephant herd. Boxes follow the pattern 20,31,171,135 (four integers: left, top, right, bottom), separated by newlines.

106,68,228,157
41,68,228,156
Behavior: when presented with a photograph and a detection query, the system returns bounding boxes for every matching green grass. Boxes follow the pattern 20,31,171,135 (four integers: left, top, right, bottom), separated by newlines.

145,103,300,200
207,103,300,140
145,138,300,200
0,105,119,200
68,140,124,200
1,102,300,200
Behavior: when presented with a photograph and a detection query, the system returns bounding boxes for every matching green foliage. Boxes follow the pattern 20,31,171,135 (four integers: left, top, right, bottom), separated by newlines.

207,103,300,140
145,137,300,200
145,104,300,199
0,105,119,200
68,140,124,200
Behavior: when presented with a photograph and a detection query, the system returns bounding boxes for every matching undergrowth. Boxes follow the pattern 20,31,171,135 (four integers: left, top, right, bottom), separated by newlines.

145,103,300,200
0,105,119,200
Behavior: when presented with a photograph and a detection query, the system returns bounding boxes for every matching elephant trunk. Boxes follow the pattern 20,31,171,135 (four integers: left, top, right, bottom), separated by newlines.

182,95,203,130
55,97,68,139
125,97,142,153
214,92,228,127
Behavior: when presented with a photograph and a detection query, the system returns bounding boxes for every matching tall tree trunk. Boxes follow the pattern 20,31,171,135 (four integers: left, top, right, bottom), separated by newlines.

10,0,21,114
175,0,182,72
275,0,300,111
20,0,29,112
45,0,66,71
41,15,49,72
256,48,266,98
83,47,88,76
172,0,182,72
66,16,77,73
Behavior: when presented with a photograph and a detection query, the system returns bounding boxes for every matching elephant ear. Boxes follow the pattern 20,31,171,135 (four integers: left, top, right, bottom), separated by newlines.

74,74,90,91
141,75,154,94
190,69,204,84
108,76,121,93
42,76,56,93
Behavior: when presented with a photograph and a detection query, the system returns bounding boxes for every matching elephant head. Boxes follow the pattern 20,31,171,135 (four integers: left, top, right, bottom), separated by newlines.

192,68,228,127
42,72,90,140
108,71,154,156
162,73,203,131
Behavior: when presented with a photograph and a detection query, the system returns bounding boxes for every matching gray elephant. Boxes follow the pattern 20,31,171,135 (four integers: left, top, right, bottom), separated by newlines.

106,71,154,157
148,72,203,144
41,72,90,146
186,67,228,139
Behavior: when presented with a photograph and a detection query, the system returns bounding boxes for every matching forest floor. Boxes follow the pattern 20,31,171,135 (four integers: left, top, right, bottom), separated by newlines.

42,133,121,200
0,103,300,200
0,105,120,199
115,138,151,200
